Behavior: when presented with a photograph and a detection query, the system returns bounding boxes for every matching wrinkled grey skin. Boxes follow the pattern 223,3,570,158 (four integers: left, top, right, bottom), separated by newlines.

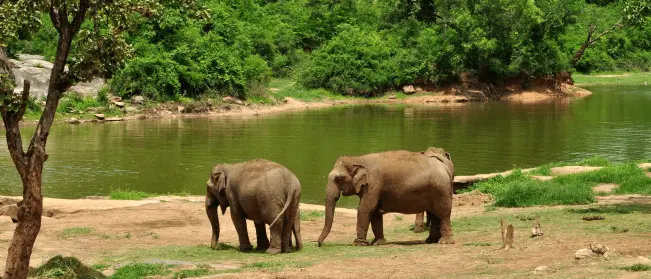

317,150,455,247
205,159,302,254
414,147,454,233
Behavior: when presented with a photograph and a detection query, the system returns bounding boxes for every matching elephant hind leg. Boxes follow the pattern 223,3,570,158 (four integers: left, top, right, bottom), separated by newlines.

425,212,441,244
293,212,303,250
280,202,298,253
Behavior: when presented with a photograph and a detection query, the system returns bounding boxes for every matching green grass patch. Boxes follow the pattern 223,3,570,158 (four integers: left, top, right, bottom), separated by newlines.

554,163,651,195
110,263,171,279
300,209,325,222
395,215,403,221
60,227,94,239
109,189,154,200
474,170,595,207
267,78,347,102
30,255,107,279
109,189,191,200
57,92,104,114
620,264,651,272
244,261,313,272
573,72,651,86
172,266,221,278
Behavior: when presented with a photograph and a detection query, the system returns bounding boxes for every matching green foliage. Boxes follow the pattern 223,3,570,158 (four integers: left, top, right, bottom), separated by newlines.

29,255,107,279
172,267,216,279
57,93,103,114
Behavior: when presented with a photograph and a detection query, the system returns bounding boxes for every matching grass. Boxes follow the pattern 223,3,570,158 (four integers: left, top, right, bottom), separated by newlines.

573,72,651,86
300,209,325,221
171,267,220,278
472,159,651,207
267,78,347,102
620,264,651,272
60,227,95,239
30,256,107,279
110,263,171,279
109,189,190,200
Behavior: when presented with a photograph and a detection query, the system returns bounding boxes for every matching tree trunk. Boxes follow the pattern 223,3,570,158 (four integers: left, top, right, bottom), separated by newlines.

3,164,43,279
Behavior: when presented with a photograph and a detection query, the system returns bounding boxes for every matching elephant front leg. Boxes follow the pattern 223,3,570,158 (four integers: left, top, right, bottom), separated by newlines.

229,208,253,252
353,196,378,246
370,210,386,245
254,221,270,251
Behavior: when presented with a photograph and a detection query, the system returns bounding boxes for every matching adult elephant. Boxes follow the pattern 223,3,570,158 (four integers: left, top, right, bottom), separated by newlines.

317,150,455,246
414,147,454,233
205,159,302,254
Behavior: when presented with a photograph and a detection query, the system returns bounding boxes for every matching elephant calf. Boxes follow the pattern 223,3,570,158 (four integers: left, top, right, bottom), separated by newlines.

205,159,302,254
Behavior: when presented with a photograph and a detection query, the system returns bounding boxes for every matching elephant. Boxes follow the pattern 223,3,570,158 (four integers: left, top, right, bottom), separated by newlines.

205,159,302,254
414,147,454,233
317,150,455,247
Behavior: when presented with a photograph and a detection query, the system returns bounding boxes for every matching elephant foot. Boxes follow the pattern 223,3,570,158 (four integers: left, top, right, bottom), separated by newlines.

282,245,292,253
210,235,219,250
266,247,282,255
353,238,370,246
371,238,387,246
413,225,425,233
425,236,441,244
239,244,253,252
438,236,455,244
255,244,270,252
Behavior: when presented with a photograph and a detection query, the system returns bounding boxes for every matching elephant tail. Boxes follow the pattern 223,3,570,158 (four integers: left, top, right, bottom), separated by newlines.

270,188,294,228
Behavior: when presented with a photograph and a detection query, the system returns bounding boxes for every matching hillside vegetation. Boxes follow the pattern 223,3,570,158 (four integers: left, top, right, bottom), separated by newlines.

8,0,651,101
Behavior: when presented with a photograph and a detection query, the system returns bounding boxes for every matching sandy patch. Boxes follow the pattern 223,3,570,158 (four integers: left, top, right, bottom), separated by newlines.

593,183,619,193
550,166,603,176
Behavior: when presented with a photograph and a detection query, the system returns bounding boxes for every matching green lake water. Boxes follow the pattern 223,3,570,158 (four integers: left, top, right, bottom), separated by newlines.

2,85,651,207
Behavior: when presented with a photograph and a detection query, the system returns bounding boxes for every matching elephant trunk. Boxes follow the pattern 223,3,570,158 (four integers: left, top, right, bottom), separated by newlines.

206,201,220,249
318,182,340,247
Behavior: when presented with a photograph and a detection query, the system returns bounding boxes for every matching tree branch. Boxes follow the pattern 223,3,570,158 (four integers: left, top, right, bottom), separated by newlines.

71,0,89,34
588,18,624,46
49,1,62,34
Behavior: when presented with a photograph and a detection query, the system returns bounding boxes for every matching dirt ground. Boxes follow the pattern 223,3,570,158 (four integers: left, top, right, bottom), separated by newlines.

1,189,650,279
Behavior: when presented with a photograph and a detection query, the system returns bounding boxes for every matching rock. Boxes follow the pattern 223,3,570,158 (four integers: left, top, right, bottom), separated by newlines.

94,114,105,120
534,266,548,273
125,106,138,113
575,248,594,259
177,106,185,113
454,96,470,103
105,117,124,122
68,78,105,98
114,101,125,108
388,95,397,100
282,97,289,103
590,243,609,255
68,118,81,124
222,96,234,103
402,85,416,94
131,95,145,105
234,99,244,105
136,114,148,120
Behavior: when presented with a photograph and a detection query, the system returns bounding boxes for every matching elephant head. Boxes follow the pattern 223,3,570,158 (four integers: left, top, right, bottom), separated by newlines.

205,165,231,249
317,158,369,246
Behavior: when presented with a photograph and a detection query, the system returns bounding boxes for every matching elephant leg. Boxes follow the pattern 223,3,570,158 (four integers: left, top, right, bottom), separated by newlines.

370,210,386,245
425,212,441,244
267,220,283,255
230,208,253,252
353,195,378,246
436,204,455,244
254,221,270,251
293,212,303,250
281,205,297,253
414,212,425,233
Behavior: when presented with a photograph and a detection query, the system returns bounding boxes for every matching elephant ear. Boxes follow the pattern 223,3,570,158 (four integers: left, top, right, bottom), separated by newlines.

350,165,368,194
211,171,227,194
444,152,452,161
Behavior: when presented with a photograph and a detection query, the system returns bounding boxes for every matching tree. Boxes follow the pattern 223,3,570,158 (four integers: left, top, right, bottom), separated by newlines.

571,0,651,66
0,0,196,277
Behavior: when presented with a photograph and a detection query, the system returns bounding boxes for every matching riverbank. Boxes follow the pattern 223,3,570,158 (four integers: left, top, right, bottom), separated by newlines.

7,77,592,128
1,161,650,278
573,72,651,86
